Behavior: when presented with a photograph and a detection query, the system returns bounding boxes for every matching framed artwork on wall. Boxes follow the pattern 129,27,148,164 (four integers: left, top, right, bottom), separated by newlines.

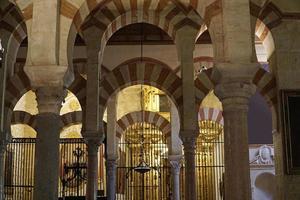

281,90,300,174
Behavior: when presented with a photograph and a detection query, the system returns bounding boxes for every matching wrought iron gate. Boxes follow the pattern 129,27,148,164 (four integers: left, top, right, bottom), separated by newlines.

180,120,224,200
4,138,35,200
195,120,224,200
4,138,105,200
116,122,171,200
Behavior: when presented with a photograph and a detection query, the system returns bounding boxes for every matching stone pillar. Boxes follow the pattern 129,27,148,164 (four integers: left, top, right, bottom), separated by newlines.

85,138,102,200
175,26,199,200
0,139,8,200
181,134,197,199
169,101,181,155
272,129,284,200
106,94,118,199
106,158,118,200
82,26,103,200
169,155,182,200
33,86,66,200
215,80,256,200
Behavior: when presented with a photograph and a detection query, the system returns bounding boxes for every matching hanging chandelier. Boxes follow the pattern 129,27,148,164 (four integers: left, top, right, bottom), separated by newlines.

134,84,151,174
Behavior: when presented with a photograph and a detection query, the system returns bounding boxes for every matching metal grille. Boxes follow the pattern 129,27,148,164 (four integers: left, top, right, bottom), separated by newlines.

116,122,171,200
59,138,87,197
4,138,106,200
4,138,35,200
195,120,224,200
180,120,225,200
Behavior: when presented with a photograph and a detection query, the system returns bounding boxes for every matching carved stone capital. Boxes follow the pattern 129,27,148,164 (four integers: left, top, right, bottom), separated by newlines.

212,62,260,84
214,82,256,111
106,159,118,171
180,132,197,153
85,138,102,156
169,155,182,174
82,130,105,141
35,86,67,114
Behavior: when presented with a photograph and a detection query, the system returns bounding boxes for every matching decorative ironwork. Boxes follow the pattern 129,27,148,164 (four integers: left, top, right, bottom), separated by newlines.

4,138,106,199
116,122,170,200
196,120,224,200
180,119,225,200
4,138,35,200
61,147,87,198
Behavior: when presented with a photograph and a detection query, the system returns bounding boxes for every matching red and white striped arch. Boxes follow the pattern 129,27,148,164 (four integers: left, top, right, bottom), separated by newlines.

11,111,36,128
4,71,31,130
65,0,202,65
72,0,201,33
61,111,83,127
5,72,86,131
194,57,215,105
99,59,183,119
68,72,87,110
195,68,215,105
11,110,83,130
249,1,283,59
252,68,277,108
198,107,223,125
116,110,171,138
99,10,201,53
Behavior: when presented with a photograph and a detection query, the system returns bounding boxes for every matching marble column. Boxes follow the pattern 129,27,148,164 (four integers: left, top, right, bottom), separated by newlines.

169,155,182,200
215,81,256,200
33,87,66,200
85,138,102,200
106,158,118,200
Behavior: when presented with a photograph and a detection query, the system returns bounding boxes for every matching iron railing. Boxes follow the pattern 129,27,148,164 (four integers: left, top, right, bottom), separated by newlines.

4,138,106,200
116,123,171,200
4,119,224,200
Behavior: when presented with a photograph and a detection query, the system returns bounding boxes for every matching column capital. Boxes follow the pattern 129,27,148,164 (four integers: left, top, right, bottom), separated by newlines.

214,82,256,111
169,154,183,162
106,158,118,169
85,137,103,146
35,86,67,114
24,65,68,88
213,62,260,84
180,130,198,142
180,132,197,153
83,131,105,142
169,155,182,174
85,137,103,156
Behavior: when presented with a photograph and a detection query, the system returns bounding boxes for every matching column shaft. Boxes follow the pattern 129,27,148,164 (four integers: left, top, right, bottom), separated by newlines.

86,139,100,200
169,155,182,200
82,27,103,200
223,107,251,199
215,82,255,200
181,136,196,200
175,27,199,200
106,159,117,200
0,144,6,200
33,113,62,200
